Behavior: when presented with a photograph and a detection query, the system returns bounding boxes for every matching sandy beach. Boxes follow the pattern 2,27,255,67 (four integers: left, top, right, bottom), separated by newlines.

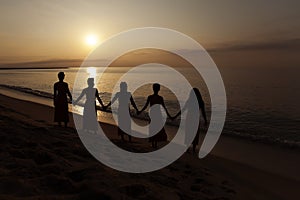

0,93,299,200
1,0,300,199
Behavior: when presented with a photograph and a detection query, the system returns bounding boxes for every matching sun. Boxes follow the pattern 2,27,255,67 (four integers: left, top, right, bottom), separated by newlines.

85,34,98,46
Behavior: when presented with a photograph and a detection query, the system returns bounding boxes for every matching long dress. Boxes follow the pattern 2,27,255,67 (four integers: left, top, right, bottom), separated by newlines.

184,98,201,146
54,81,70,123
148,94,167,142
115,91,132,137
82,88,98,131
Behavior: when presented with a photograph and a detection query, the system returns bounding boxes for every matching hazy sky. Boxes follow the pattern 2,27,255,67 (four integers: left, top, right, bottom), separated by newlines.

0,0,299,67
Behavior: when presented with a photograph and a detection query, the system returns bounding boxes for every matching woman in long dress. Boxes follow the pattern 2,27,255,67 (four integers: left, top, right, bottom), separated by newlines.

53,72,72,127
174,88,207,153
73,78,105,132
138,83,172,148
105,82,138,142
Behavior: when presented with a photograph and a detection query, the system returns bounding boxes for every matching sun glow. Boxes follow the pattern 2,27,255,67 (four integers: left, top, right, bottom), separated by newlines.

85,34,98,46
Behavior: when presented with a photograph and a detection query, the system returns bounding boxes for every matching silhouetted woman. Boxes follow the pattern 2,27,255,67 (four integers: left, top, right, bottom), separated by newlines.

105,82,139,142
54,72,72,127
138,83,172,148
174,88,207,153
73,78,104,133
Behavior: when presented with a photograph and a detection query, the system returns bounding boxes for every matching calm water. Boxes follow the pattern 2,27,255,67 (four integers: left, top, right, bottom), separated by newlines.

0,66,299,147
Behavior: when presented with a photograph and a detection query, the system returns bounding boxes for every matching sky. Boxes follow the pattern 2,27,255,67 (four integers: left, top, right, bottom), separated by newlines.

0,0,299,68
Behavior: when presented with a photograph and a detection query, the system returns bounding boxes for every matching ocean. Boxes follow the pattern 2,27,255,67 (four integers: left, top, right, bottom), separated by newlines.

0,66,299,147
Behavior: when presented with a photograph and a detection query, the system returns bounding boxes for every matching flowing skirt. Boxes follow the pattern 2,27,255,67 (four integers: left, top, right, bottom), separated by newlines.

83,101,98,131
149,106,167,142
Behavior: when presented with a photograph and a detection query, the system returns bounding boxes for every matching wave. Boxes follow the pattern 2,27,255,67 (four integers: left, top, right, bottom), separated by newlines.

0,84,54,99
0,84,181,127
1,84,299,149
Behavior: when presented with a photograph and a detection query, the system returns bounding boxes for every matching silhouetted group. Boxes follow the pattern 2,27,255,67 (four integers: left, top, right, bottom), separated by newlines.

54,72,207,152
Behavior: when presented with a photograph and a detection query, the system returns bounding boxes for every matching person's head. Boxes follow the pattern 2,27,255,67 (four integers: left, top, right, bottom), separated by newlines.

58,72,65,81
190,88,204,108
120,82,127,92
87,78,94,87
152,83,160,94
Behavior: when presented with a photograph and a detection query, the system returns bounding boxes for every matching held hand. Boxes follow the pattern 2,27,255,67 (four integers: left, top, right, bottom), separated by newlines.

72,100,77,106
173,112,180,120
137,110,142,115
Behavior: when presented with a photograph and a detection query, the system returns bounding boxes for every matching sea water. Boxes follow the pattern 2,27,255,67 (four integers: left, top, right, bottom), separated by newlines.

0,66,299,147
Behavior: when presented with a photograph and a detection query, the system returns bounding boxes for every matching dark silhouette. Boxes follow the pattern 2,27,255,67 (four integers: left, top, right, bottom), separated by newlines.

53,72,72,127
73,78,104,133
138,83,172,148
105,82,138,142
173,88,207,154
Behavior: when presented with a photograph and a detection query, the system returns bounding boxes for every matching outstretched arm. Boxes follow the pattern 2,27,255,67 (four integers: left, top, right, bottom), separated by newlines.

161,97,172,118
66,84,72,103
130,96,138,112
138,96,150,114
173,101,188,119
105,93,118,108
95,89,104,107
73,90,84,105
200,104,208,125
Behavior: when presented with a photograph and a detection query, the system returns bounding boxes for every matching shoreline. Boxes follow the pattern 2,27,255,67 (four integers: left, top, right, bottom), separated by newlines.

1,84,299,150
1,88,300,181
0,93,300,199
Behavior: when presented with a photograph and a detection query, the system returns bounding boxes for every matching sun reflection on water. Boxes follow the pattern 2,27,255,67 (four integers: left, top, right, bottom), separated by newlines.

86,67,97,78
